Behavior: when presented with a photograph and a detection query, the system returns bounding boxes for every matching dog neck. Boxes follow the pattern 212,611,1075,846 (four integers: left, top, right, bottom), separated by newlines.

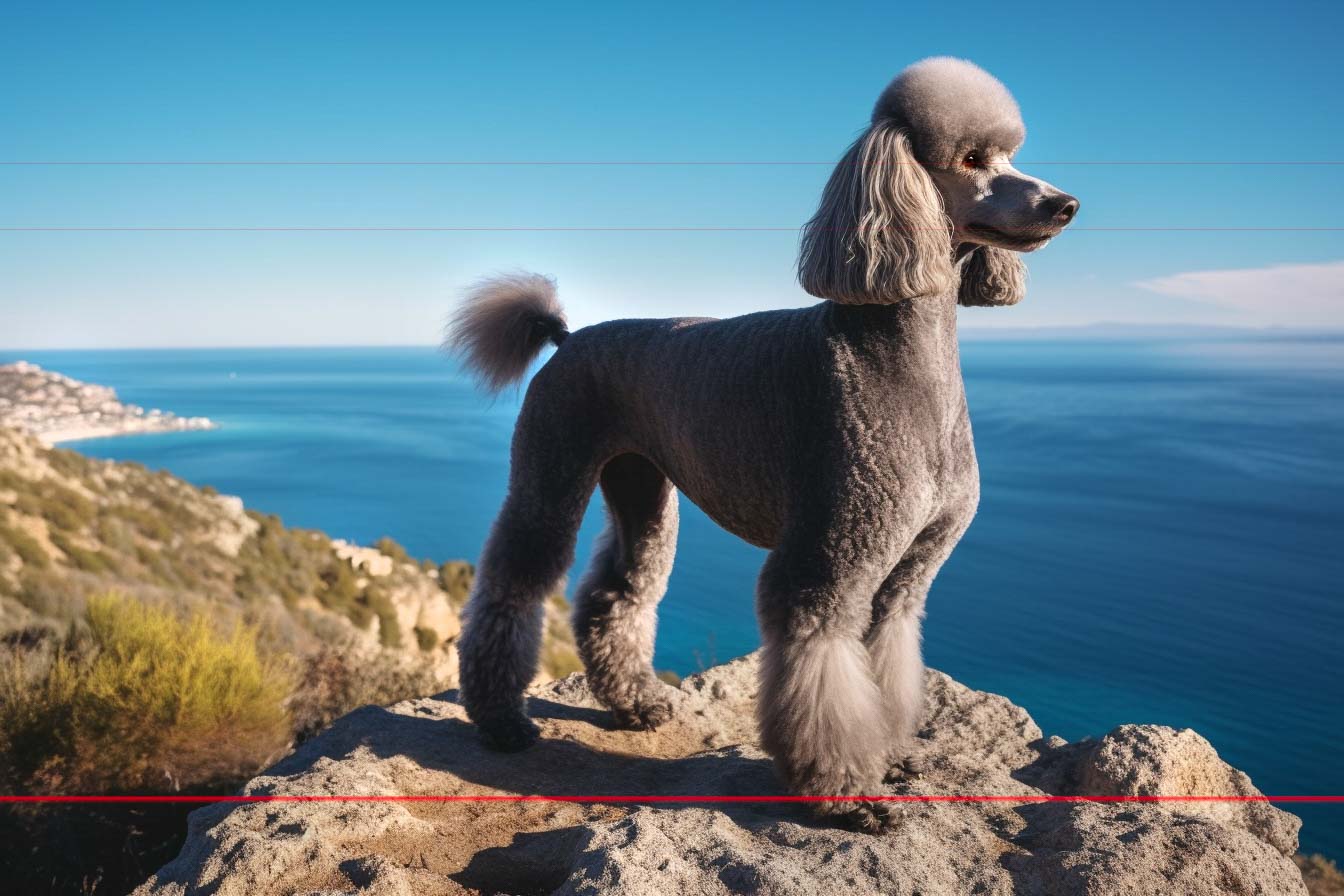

824,281,960,350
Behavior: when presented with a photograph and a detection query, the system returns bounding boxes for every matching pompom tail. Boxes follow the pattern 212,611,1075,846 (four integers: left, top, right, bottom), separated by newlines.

444,273,568,392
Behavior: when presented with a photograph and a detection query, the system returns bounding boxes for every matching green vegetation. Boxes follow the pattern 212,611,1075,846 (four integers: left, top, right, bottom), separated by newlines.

0,424,601,896
0,426,582,695
438,561,473,607
13,569,77,620
14,477,96,532
0,594,291,794
414,625,440,652
365,585,401,648
0,519,49,570
113,502,173,543
373,536,411,564
44,445,90,479
315,550,362,614
49,531,112,574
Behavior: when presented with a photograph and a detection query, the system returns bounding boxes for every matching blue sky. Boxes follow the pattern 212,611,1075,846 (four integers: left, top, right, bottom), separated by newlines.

2,0,1341,348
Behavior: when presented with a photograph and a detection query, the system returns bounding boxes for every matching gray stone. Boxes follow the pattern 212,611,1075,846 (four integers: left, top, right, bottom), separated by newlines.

136,654,1306,896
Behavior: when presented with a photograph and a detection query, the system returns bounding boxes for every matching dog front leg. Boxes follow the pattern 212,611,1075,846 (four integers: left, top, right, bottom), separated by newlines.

755,549,896,833
866,510,974,781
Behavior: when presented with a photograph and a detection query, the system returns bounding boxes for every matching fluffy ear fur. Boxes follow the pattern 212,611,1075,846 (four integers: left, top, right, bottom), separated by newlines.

798,122,954,304
957,246,1027,307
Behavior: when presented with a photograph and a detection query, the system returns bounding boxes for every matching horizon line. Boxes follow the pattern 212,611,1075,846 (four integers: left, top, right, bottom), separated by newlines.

2,322,1341,354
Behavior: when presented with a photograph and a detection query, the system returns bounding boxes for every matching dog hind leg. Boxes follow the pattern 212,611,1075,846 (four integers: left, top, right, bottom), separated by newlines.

572,453,682,729
458,420,602,752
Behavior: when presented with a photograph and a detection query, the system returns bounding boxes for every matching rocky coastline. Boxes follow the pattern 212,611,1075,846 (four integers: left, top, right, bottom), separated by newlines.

0,360,215,444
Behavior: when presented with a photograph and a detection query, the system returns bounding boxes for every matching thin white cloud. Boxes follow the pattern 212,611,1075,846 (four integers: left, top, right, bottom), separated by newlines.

1135,260,1344,326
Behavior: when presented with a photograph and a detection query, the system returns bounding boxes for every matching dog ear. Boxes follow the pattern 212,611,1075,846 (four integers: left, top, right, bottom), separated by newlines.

798,121,954,305
957,246,1027,307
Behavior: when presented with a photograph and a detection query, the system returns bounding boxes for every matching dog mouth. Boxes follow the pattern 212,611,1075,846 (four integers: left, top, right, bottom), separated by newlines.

964,222,1058,251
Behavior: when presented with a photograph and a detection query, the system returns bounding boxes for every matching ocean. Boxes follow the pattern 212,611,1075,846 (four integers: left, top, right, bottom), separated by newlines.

7,337,1342,855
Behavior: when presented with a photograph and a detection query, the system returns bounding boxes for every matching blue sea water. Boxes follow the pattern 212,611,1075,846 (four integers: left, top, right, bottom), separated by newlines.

6,338,1342,854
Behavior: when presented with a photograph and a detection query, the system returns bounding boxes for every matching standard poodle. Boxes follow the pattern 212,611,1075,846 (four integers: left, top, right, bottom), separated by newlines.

446,57,1078,832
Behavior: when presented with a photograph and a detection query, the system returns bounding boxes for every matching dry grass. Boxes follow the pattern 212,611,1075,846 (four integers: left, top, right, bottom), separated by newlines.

0,593,292,794
288,647,439,743
1299,854,1344,896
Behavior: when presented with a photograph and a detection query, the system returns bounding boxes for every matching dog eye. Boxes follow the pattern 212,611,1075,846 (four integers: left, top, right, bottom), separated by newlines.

961,151,982,169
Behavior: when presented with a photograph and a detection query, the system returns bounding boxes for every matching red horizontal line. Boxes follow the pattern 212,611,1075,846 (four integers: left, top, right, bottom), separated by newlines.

4,794,1343,804
0,227,1338,233
2,160,1343,167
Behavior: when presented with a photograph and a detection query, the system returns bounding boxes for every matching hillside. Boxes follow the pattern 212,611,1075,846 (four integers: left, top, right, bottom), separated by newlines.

0,422,583,894
0,424,580,730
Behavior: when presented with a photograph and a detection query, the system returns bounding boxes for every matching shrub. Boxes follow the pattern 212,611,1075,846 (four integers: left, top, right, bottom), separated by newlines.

49,531,111,575
45,447,92,479
0,469,29,493
438,561,473,607
12,570,79,620
373,536,410,564
289,648,439,743
414,626,440,652
317,558,360,615
234,517,331,608
0,593,292,794
111,503,172,543
0,521,50,570
14,480,95,533
364,586,401,648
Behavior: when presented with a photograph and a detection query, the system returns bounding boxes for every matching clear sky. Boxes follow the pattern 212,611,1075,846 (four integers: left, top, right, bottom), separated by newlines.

2,0,1342,348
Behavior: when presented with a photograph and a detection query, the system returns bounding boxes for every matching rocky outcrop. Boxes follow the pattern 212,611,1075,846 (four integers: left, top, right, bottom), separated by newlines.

0,360,215,444
136,654,1307,896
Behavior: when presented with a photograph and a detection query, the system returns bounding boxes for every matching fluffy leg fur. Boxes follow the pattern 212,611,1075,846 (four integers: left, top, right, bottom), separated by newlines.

866,512,974,777
866,603,926,772
572,454,682,729
458,395,603,751
756,548,897,833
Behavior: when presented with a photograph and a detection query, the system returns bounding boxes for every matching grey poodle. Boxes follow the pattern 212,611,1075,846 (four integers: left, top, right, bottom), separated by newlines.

447,57,1078,832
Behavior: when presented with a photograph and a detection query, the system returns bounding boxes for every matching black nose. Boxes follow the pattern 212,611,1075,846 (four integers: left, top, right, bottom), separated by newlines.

1045,193,1079,225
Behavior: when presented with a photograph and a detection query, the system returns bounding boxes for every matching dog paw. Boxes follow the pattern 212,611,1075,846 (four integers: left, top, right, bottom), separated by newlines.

611,683,681,731
478,714,540,752
883,755,924,784
824,800,897,835
613,697,675,731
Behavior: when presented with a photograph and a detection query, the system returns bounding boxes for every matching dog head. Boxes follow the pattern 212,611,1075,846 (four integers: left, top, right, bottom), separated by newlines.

798,57,1078,308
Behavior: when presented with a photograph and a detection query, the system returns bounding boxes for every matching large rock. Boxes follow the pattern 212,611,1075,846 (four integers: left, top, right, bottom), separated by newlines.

136,655,1306,896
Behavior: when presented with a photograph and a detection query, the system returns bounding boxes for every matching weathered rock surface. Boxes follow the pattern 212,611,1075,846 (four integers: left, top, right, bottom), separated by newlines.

136,654,1306,896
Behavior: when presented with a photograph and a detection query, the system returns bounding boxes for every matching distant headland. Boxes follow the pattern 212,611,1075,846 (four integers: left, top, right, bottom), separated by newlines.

0,360,216,444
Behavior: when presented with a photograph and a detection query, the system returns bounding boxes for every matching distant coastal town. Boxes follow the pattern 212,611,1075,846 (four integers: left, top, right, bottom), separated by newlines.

0,361,215,445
